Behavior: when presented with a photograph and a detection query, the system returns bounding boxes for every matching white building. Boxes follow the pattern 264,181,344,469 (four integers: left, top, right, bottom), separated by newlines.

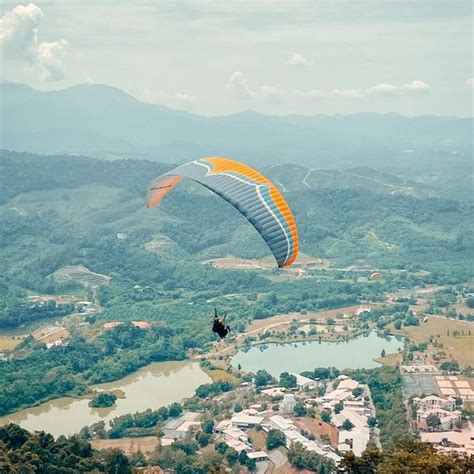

291,373,317,391
230,413,264,428
282,394,296,413
413,395,458,412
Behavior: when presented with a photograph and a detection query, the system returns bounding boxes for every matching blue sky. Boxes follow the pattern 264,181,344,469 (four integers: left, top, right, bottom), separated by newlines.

1,1,472,116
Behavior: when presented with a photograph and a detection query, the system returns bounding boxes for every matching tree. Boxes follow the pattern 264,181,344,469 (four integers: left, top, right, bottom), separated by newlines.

321,410,331,423
293,403,307,417
197,432,211,447
88,392,117,408
246,457,257,472
426,414,441,430
393,319,403,330
380,349,386,358
234,403,243,413
238,449,248,465
352,387,363,397
342,419,355,431
288,442,335,472
168,403,182,418
255,369,273,387
368,417,377,428
202,419,214,434
102,448,131,474
215,442,228,455
313,367,331,380
225,448,238,465
279,372,297,389
266,429,286,450
334,402,344,414
440,360,460,373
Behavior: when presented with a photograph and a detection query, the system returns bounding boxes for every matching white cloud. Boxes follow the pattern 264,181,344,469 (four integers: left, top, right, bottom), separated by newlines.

37,40,68,81
466,78,474,89
293,88,363,99
288,52,312,66
367,80,431,95
142,88,197,110
227,73,432,103
226,71,284,100
226,71,257,99
0,3,68,81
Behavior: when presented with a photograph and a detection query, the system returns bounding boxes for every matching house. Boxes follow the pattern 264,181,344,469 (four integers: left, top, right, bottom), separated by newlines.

261,387,286,398
338,425,371,457
420,430,474,457
291,373,317,390
267,415,295,432
413,395,457,412
247,451,269,462
230,413,264,428
337,378,359,391
416,408,462,431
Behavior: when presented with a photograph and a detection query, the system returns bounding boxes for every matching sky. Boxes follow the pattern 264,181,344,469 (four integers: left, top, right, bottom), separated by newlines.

0,0,472,116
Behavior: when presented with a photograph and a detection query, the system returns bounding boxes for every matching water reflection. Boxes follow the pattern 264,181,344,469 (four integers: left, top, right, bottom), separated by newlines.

0,361,210,437
232,332,402,377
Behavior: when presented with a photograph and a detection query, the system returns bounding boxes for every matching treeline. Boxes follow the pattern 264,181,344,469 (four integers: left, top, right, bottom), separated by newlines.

0,423,130,473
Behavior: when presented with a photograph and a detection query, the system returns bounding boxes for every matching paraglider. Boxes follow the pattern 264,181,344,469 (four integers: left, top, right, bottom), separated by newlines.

369,271,382,280
146,157,299,268
212,308,231,339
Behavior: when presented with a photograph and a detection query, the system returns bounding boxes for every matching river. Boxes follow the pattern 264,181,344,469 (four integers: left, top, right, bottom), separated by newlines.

0,361,210,437
232,332,402,376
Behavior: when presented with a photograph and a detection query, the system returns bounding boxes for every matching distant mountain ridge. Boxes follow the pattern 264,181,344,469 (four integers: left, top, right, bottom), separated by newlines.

1,82,472,171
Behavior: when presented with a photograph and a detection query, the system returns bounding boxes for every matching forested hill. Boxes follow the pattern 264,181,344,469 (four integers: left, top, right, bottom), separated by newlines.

2,82,472,174
0,150,472,414
1,150,472,291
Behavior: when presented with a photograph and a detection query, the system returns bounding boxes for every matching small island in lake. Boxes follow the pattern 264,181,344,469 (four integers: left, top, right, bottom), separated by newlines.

88,392,117,408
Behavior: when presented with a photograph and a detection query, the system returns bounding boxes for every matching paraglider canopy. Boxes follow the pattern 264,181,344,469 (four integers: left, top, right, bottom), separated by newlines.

369,271,382,280
147,157,299,268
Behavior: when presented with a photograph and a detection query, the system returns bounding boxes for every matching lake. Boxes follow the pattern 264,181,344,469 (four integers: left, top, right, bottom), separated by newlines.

0,361,210,437
232,332,402,376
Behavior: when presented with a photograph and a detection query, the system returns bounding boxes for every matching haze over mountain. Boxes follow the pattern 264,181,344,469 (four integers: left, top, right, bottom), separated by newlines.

2,82,472,172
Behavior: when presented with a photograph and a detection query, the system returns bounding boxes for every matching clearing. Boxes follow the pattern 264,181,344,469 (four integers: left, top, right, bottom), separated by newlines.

91,436,159,455
400,316,474,368
0,336,23,352
51,265,110,288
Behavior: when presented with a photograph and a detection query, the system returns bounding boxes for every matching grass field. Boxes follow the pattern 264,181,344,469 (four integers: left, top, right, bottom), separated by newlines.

0,336,23,351
200,366,240,384
91,436,159,455
400,316,474,368
374,352,402,367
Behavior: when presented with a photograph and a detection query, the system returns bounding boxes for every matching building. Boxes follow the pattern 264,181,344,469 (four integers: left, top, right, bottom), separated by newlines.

247,451,269,462
291,373,317,391
265,415,341,464
162,412,201,441
413,395,463,432
261,387,286,398
230,413,264,428
282,394,296,413
267,415,295,432
420,429,474,457
413,395,458,412
416,408,462,431
337,378,359,391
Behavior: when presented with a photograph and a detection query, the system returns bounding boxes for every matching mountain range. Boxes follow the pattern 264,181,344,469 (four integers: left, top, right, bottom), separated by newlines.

1,82,472,172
